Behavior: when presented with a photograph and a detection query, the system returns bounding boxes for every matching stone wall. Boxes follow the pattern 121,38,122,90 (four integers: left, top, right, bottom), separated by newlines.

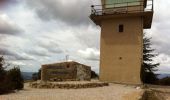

41,61,91,81
76,64,91,81
29,81,109,89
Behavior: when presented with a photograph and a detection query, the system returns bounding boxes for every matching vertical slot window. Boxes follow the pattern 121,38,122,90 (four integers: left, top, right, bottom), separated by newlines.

119,24,124,32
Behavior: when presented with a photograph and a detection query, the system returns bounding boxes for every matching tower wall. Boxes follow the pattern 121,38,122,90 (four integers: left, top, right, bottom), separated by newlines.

100,16,143,84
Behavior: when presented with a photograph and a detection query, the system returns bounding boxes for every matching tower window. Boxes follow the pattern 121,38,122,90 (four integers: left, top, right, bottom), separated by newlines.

119,24,124,32
67,64,70,68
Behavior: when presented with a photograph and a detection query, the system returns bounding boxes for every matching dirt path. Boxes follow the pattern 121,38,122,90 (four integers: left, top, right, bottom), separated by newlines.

0,83,143,100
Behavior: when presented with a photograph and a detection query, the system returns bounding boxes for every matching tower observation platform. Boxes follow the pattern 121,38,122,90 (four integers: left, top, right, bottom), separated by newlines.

90,0,153,29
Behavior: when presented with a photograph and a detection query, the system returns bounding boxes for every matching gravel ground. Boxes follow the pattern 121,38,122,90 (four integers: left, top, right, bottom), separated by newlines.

166,94,170,100
151,88,170,100
148,86,170,100
0,83,143,100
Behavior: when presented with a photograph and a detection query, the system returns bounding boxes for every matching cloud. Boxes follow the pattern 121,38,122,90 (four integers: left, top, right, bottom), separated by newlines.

0,47,15,56
36,38,63,54
0,0,19,4
0,14,23,35
78,48,100,61
25,0,93,26
10,61,26,66
25,47,49,57
25,46,61,57
0,48,34,60
154,53,170,66
0,0,19,7
156,66,170,74
74,25,100,49
24,38,63,57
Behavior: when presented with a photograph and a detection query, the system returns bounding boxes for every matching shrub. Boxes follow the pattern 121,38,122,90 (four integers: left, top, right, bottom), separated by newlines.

6,67,24,90
32,68,41,81
158,77,170,86
0,57,24,94
0,56,8,94
91,70,99,79
32,73,38,81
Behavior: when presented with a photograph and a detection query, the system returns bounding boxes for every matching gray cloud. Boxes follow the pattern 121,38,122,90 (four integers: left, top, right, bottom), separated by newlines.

0,48,14,56
0,15,23,35
25,40,63,57
37,40,63,54
0,48,33,60
26,50,49,57
74,26,100,49
0,0,19,7
0,0,19,4
25,0,93,26
152,37,170,56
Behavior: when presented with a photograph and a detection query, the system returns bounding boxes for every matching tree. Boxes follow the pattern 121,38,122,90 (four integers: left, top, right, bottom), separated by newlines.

32,68,41,81
0,56,6,82
0,56,7,94
0,57,24,94
158,77,170,85
91,70,99,79
141,34,159,84
6,67,24,90
32,73,38,81
38,68,41,80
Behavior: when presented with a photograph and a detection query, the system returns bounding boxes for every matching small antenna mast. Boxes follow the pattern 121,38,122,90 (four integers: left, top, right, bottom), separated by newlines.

66,55,69,62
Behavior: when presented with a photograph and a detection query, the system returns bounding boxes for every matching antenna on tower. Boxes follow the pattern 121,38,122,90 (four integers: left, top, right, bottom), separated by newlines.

66,55,69,62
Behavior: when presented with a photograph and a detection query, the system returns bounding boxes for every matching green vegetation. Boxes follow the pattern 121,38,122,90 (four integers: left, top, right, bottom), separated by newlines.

6,67,24,90
141,34,159,84
91,70,99,79
32,68,41,81
158,77,170,85
0,57,7,94
140,34,170,86
0,56,23,94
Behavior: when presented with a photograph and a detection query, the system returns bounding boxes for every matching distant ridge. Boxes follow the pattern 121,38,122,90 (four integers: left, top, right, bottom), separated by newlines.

157,74,170,79
21,72,35,80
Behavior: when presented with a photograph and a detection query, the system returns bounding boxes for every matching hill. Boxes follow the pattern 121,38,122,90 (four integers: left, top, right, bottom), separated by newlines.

21,72,35,80
157,74,170,79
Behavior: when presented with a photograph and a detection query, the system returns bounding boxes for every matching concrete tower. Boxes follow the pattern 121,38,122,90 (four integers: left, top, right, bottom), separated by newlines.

90,0,153,84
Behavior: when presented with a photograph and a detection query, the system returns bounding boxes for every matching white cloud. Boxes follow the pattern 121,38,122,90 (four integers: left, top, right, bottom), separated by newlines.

154,54,170,67
156,66,170,74
78,48,100,61
10,61,26,66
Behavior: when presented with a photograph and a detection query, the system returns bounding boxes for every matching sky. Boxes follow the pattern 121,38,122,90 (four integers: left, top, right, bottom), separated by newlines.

0,0,170,74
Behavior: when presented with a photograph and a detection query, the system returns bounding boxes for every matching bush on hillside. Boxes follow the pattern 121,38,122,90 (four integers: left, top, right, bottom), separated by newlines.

0,56,7,94
91,70,99,79
158,77,170,86
6,67,24,90
0,57,24,94
32,73,38,81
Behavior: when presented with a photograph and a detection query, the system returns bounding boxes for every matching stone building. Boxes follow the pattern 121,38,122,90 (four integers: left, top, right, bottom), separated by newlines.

41,61,91,81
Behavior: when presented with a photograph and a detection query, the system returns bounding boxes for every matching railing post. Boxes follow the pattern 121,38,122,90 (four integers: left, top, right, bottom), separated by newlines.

91,5,95,14
127,2,128,13
152,0,154,11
